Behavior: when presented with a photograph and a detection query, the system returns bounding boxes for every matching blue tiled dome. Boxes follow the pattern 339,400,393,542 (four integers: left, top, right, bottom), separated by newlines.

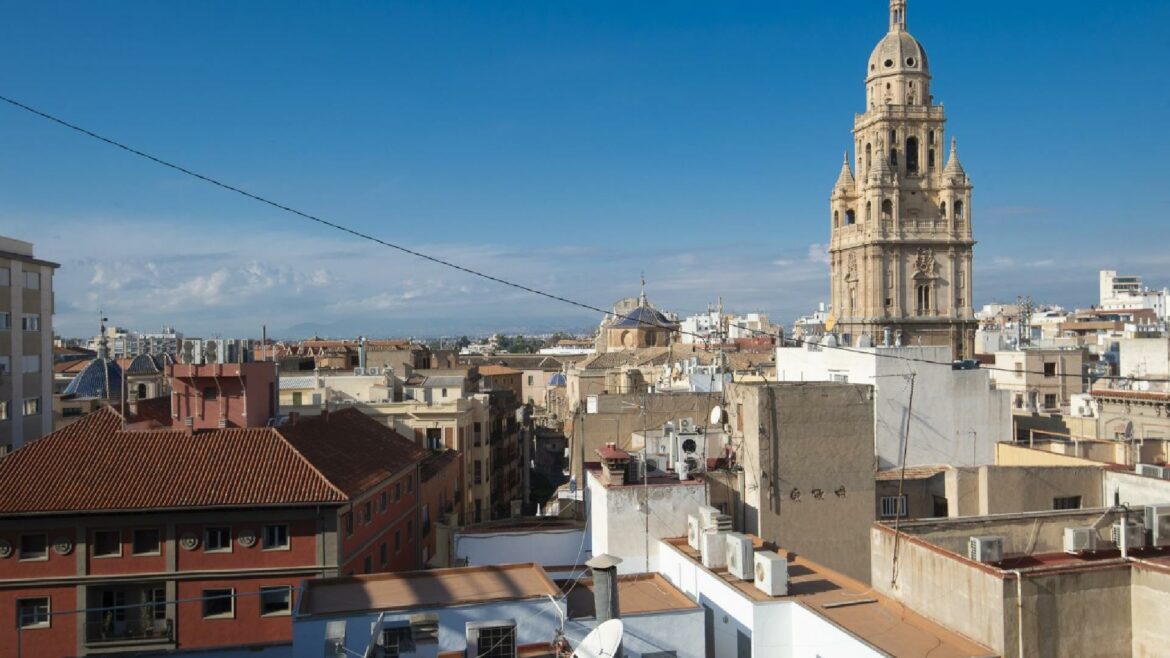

548,373,567,386
63,358,123,399
126,353,162,374
611,305,674,329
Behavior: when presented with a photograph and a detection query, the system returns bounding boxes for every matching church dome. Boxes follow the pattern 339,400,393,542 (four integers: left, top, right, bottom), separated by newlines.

867,30,929,82
63,357,123,399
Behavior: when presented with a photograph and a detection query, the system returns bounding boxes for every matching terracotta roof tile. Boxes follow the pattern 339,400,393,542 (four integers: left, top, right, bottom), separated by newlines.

278,408,427,497
0,407,346,515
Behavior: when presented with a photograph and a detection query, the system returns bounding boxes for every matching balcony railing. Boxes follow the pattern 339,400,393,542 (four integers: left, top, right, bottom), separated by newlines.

86,618,173,645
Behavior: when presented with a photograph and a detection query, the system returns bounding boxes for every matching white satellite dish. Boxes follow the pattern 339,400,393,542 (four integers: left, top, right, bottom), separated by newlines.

572,619,624,658
709,405,725,425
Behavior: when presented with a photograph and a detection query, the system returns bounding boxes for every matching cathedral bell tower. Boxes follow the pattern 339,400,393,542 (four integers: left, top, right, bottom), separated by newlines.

829,0,976,358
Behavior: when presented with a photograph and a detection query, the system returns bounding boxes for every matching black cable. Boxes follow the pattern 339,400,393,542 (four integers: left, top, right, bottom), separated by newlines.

3,93,1167,385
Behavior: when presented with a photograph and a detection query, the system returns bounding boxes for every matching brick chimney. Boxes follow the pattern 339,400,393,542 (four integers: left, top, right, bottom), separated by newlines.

596,443,630,486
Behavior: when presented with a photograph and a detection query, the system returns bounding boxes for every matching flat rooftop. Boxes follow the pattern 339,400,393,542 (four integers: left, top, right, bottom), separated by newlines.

586,465,706,488
457,518,585,535
663,537,995,658
560,573,697,619
298,563,559,617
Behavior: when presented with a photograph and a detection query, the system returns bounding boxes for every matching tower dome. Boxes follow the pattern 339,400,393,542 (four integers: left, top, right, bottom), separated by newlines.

865,1,931,109
867,30,929,82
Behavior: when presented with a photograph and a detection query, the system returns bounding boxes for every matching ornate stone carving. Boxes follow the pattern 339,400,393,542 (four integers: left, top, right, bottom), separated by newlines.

52,537,73,556
914,248,937,277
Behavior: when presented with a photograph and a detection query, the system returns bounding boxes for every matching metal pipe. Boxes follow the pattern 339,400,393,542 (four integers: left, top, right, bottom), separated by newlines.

1009,569,1025,658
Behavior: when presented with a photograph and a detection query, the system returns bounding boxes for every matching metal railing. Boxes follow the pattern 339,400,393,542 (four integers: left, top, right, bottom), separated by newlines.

86,617,173,644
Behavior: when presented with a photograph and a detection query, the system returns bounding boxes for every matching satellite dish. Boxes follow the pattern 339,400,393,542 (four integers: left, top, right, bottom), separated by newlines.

572,619,624,658
709,405,725,425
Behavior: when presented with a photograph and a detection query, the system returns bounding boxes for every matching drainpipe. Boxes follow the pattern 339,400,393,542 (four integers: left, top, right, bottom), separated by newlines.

1009,569,1025,658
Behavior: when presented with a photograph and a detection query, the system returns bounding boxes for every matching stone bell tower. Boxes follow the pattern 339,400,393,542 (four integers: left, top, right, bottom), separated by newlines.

828,0,976,358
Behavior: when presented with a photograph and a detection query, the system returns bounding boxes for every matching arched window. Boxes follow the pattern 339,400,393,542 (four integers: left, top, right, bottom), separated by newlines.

845,209,856,226
928,148,935,169
866,201,872,222
916,285,931,314
833,210,840,228
928,130,935,145
890,148,898,167
865,143,872,171
940,201,947,218
955,200,965,228
881,199,893,220
905,136,919,173
137,383,147,399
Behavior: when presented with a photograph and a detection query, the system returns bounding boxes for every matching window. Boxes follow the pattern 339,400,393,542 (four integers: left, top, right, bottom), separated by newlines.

21,314,39,331
833,210,840,228
363,501,373,524
291,391,302,406
474,460,483,485
344,513,354,537
263,524,289,550
928,148,935,169
0,312,8,329
379,491,388,513
133,529,162,556
93,530,122,557
1053,496,1082,510
203,386,217,401
1044,393,1058,409
0,267,8,286
441,388,448,398
379,542,388,567
22,355,41,374
881,199,894,220
425,427,442,450
407,520,414,541
844,209,856,225
916,285,931,313
954,200,964,220
17,597,49,629
23,271,40,289
905,136,919,173
259,586,291,616
470,622,516,658
394,530,401,554
382,626,415,657
23,397,40,416
0,401,8,421
62,406,83,418
19,534,47,561
202,589,234,618
406,476,413,494
204,526,231,552
150,588,166,620
527,375,534,386
1043,362,1057,377
364,555,373,573
880,495,908,519
394,482,402,502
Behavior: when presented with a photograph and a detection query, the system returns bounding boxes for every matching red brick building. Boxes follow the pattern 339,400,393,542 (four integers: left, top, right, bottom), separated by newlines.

0,402,425,657
418,449,464,566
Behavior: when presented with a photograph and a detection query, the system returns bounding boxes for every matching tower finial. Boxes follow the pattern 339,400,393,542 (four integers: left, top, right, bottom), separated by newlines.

639,272,647,306
98,311,110,360
890,0,907,32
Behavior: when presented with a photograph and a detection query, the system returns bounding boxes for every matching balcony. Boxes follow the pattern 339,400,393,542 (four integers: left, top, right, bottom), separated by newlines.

86,617,173,646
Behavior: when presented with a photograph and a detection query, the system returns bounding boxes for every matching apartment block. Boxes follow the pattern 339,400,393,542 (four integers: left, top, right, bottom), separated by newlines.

0,235,58,451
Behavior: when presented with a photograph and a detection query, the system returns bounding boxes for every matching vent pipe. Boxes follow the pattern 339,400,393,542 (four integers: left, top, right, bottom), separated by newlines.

586,554,623,624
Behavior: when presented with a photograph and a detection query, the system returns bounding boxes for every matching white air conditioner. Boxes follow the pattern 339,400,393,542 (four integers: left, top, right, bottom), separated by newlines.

1136,464,1165,478
354,367,365,376
967,536,1004,564
687,514,702,551
700,530,727,569
204,338,223,364
697,505,721,528
1112,521,1145,549
725,533,754,581
1144,505,1170,547
676,432,706,474
367,367,381,376
753,551,788,596
465,620,516,658
1063,527,1097,553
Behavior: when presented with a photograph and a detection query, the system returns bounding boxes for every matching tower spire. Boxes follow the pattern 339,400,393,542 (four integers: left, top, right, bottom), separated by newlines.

890,0,907,32
834,150,856,190
639,272,647,307
97,312,110,360
944,136,966,179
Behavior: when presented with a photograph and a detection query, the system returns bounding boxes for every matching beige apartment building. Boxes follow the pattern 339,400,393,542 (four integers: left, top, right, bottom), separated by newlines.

991,346,1087,412
0,236,57,452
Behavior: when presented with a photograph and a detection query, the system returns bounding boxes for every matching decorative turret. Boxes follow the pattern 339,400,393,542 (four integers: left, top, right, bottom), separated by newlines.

869,138,894,184
943,137,967,182
833,152,856,194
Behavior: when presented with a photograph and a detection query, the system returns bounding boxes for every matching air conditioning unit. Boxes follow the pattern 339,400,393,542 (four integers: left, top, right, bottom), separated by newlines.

676,432,707,474
367,367,381,376
679,417,695,433
465,620,516,658
204,339,223,364
700,530,727,569
1112,521,1145,549
1135,464,1168,479
1144,505,1170,547
625,454,645,484
354,367,365,376
687,514,703,551
725,533,754,580
753,551,788,596
967,536,1004,564
181,339,203,365
1063,527,1097,553
697,505,721,528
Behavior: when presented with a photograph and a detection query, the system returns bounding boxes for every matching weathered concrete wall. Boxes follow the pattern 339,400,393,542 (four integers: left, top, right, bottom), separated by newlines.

945,467,981,517
875,475,945,520
1103,470,1170,508
896,509,1125,557
997,442,1102,466
589,475,707,575
871,526,1007,653
1009,565,1132,658
1131,563,1170,658
978,466,1103,515
727,382,875,583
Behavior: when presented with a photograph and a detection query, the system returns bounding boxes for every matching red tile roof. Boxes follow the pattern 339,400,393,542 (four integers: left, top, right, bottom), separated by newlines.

0,406,426,515
279,409,426,497
478,365,522,376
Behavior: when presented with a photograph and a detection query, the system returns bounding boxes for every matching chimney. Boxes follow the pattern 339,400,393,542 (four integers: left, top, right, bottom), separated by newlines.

287,411,299,426
596,444,630,487
586,554,623,624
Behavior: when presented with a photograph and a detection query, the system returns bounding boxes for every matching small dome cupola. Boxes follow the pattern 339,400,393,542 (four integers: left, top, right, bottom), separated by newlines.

866,0,931,105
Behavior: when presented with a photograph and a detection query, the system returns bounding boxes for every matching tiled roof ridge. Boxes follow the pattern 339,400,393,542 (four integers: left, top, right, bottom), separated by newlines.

274,418,357,502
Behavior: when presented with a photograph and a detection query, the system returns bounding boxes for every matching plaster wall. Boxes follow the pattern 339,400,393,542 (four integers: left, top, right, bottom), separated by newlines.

776,344,1009,468
590,477,706,575
1131,564,1170,658
1008,566,1132,658
1103,470,1170,508
977,466,1103,515
454,527,589,570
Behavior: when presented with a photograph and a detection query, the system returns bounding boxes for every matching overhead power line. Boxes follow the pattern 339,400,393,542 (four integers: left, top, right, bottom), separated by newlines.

2,93,1167,385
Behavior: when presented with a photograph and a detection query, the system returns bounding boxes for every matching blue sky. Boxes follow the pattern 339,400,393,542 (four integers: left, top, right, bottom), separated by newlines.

2,0,1168,337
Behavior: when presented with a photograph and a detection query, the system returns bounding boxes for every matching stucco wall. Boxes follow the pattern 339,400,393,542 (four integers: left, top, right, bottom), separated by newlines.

1008,565,1132,658
590,476,707,575
1131,563,1170,658
977,466,1103,515
996,442,1102,466
454,526,589,569
1103,470,1170,508
871,526,1007,653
